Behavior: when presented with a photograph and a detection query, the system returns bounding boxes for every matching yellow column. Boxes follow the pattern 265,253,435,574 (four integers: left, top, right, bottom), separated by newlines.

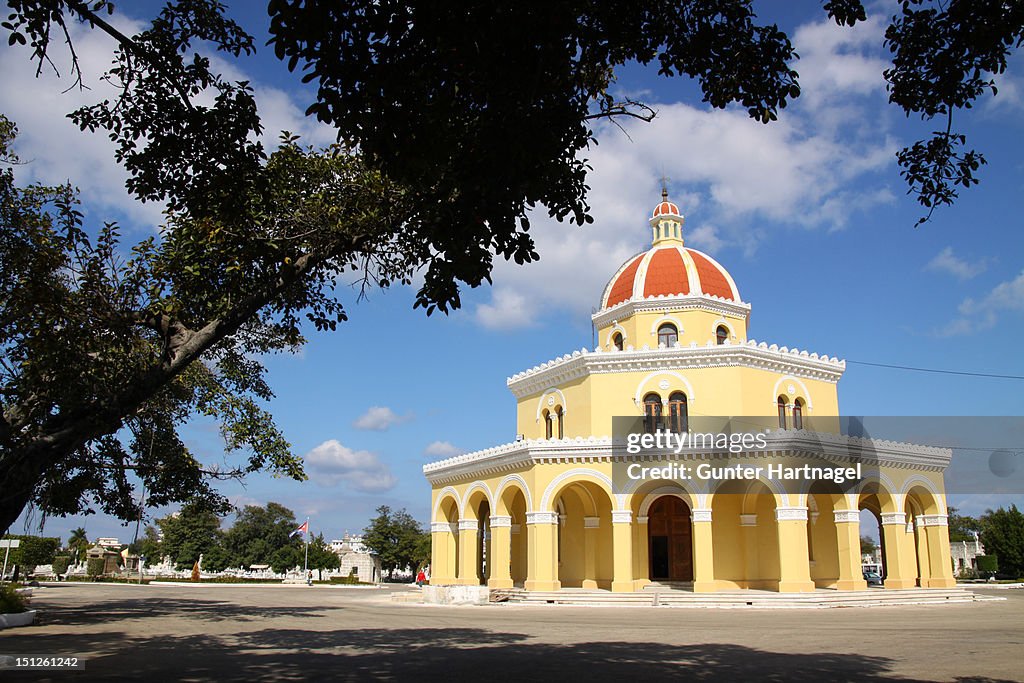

924,515,956,588
741,513,758,588
880,513,915,589
634,515,650,590
487,515,513,589
611,510,635,592
582,516,600,590
429,523,456,584
914,517,931,587
524,512,560,591
775,506,815,593
692,509,716,593
457,520,479,586
833,509,867,591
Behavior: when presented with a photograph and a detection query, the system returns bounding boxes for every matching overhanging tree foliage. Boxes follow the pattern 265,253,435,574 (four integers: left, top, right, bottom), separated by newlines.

1,1,1019,531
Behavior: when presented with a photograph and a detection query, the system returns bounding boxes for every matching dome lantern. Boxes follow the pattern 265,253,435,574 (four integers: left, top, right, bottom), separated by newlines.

649,187,684,246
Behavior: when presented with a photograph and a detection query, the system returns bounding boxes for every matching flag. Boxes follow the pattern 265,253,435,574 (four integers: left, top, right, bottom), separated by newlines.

290,520,308,538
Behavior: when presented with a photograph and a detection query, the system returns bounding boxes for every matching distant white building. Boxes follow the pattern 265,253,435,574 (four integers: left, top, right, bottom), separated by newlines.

950,537,985,576
331,534,369,555
96,537,121,548
331,533,380,583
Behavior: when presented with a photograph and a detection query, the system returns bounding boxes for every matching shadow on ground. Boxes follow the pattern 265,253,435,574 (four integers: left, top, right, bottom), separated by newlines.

7,625,1013,682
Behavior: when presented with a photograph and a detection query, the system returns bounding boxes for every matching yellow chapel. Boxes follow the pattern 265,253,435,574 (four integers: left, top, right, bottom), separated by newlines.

425,192,956,594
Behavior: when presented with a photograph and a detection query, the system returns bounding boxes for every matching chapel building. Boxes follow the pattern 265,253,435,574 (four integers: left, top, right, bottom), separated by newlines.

424,193,956,593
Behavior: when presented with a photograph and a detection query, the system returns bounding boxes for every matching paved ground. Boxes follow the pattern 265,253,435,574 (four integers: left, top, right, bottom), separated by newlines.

2,583,1022,682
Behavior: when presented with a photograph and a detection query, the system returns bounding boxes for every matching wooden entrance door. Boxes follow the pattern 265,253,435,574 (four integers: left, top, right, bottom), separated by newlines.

648,496,693,581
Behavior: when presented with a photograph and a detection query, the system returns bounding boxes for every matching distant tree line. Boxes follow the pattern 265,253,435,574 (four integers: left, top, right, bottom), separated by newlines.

132,501,432,580
949,505,1024,579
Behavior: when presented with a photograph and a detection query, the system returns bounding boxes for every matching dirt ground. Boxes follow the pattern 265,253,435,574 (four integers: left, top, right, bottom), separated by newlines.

2,582,1021,681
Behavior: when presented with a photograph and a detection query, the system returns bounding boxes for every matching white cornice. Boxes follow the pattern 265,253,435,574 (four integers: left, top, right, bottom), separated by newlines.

506,339,846,398
593,293,751,328
422,431,952,483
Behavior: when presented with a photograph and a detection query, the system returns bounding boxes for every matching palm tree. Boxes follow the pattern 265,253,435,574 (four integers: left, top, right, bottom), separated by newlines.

68,527,89,563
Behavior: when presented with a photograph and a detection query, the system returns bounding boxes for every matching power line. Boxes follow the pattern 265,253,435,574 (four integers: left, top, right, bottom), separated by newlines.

846,359,1024,381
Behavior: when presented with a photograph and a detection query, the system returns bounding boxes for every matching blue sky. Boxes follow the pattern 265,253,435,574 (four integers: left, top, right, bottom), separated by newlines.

3,2,1023,545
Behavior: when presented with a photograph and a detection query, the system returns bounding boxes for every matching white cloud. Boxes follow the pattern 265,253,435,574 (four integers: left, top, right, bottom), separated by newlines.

304,439,397,492
939,270,1024,336
475,289,536,330
926,247,987,280
352,406,413,431
423,440,465,458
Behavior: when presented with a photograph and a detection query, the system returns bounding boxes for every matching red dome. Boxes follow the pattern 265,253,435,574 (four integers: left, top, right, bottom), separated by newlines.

601,245,740,309
652,200,681,218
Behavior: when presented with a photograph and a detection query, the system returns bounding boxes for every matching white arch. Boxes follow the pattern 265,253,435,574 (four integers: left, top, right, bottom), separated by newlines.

535,387,568,421
852,474,904,516
605,324,628,350
539,468,617,512
709,476,790,508
494,473,534,512
712,317,734,342
633,370,697,405
461,480,494,517
637,486,699,516
649,314,685,339
431,486,462,522
771,376,814,410
899,476,946,514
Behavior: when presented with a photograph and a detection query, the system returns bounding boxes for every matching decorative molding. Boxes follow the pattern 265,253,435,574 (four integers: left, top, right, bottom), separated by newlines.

649,314,685,337
430,522,454,534
880,512,906,526
584,516,601,529
611,510,633,524
526,511,559,525
507,339,845,399
634,370,696,405
739,514,758,527
775,506,809,522
489,515,512,528
423,431,952,484
921,514,949,527
458,520,478,531
772,376,813,410
833,509,860,524
593,293,751,330
692,509,712,523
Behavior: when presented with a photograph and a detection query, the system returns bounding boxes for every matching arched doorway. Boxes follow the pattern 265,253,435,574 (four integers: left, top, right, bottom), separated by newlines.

648,496,693,581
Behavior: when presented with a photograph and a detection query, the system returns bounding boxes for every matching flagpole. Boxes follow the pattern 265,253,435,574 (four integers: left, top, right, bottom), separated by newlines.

303,518,309,576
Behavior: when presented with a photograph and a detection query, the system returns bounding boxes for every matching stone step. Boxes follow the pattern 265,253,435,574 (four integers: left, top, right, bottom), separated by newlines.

489,587,998,608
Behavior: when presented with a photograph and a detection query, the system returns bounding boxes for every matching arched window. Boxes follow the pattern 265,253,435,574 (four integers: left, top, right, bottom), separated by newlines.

556,406,564,439
543,409,552,439
668,391,688,433
777,396,788,429
793,398,803,430
612,332,624,351
657,323,678,348
716,325,729,345
643,393,663,434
